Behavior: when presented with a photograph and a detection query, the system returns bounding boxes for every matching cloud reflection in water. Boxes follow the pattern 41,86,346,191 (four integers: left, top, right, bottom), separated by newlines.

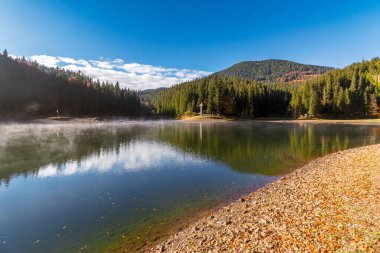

36,141,204,178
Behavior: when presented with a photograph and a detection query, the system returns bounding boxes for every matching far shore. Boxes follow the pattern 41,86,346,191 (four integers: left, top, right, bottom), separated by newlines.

0,115,380,126
248,118,380,125
179,114,380,125
149,144,380,252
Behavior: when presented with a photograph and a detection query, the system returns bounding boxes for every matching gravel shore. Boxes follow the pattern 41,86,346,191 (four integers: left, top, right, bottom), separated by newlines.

149,144,380,252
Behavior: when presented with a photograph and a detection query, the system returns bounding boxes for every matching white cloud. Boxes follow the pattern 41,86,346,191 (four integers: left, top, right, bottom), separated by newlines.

30,55,60,68
29,55,212,90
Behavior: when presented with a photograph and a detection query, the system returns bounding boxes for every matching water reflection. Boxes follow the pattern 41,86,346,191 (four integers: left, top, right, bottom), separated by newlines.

151,122,380,174
36,141,204,178
1,121,380,184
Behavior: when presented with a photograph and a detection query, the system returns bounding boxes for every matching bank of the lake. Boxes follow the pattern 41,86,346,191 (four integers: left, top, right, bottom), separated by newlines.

179,115,380,125
150,144,380,252
179,115,234,122
3,115,380,126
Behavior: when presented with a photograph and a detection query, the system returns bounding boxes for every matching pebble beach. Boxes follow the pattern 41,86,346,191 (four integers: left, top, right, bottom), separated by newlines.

149,144,380,252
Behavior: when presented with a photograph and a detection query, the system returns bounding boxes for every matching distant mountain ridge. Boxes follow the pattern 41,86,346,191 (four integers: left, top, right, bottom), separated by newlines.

215,59,333,82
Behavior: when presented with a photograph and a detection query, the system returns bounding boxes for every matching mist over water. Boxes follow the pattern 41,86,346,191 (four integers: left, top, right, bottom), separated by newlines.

0,121,380,252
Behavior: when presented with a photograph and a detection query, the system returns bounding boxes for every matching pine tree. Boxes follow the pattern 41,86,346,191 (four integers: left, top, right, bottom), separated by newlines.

369,94,378,115
308,89,318,115
336,87,345,113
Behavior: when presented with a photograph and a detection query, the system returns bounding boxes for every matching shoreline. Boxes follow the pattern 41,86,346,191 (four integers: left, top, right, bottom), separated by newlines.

0,116,380,126
181,118,380,125
149,144,380,252
179,115,380,125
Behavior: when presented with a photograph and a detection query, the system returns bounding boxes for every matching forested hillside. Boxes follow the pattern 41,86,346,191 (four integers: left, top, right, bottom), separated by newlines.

290,58,380,117
149,58,380,118
151,76,293,117
215,59,332,82
0,50,141,118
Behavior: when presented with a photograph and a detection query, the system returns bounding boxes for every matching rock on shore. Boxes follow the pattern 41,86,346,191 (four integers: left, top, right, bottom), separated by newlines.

150,144,380,252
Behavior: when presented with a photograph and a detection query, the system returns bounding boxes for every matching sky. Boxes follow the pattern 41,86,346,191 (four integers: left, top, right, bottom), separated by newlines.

1,0,380,90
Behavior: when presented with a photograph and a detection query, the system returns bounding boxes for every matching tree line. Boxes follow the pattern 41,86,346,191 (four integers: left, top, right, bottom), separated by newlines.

149,58,380,118
0,50,142,118
149,76,293,117
290,58,380,118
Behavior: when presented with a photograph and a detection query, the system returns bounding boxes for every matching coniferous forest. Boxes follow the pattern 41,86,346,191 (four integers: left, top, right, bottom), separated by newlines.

148,76,293,117
289,59,380,118
215,59,333,82
0,49,379,119
0,50,141,118
148,58,380,118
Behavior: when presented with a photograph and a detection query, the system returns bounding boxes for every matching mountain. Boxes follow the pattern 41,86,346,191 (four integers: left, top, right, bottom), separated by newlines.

215,59,333,82
149,58,379,118
142,59,331,111
0,52,141,118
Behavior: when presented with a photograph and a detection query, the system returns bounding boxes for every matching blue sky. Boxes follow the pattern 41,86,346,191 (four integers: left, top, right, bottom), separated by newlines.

1,0,380,89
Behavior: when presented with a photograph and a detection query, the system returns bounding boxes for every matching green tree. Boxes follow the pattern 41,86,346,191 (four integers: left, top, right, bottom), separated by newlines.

308,89,318,115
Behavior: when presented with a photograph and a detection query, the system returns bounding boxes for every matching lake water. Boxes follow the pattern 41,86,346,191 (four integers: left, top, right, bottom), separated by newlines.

0,121,379,253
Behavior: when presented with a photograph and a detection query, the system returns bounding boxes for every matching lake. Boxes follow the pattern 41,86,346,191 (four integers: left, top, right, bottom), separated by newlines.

0,121,379,253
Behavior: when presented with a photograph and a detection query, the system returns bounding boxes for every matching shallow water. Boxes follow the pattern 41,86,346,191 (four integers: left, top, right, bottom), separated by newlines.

0,121,379,252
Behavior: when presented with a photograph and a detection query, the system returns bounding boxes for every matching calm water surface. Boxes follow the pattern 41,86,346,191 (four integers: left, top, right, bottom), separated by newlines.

0,121,379,252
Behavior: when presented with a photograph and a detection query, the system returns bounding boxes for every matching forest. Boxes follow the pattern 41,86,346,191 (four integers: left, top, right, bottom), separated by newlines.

290,59,380,118
0,48,379,119
0,50,141,118
149,58,380,118
215,59,332,82
148,76,293,117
